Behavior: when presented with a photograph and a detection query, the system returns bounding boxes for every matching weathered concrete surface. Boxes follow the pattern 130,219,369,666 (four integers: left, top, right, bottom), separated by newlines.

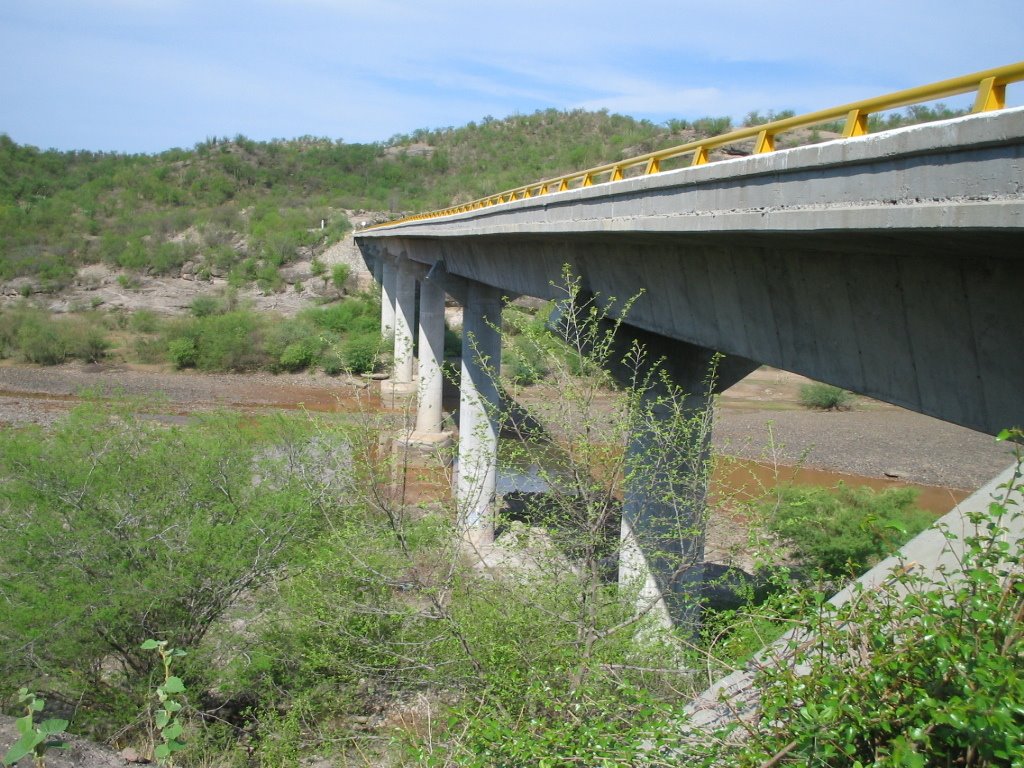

358,108,1024,435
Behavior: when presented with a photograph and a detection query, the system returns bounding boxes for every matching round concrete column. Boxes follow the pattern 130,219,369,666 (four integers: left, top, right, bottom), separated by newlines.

392,258,416,384
380,256,396,339
415,273,446,434
456,282,502,542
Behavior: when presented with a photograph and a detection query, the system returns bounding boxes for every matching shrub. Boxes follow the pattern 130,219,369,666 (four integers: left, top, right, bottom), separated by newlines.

116,273,142,291
130,309,160,333
193,311,267,371
319,351,344,375
167,337,197,369
189,295,222,318
761,482,934,577
278,340,319,372
705,451,1024,766
0,406,340,737
17,315,66,364
331,263,351,295
302,296,379,335
340,332,381,373
66,324,109,363
444,325,461,358
799,381,853,410
502,334,548,385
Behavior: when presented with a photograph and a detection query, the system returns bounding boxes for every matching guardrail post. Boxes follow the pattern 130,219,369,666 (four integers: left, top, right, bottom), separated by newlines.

753,129,775,154
974,76,1007,112
843,108,869,137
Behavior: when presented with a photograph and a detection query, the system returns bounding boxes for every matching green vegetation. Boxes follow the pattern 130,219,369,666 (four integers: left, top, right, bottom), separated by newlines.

799,381,854,410
1,101,965,296
0,305,110,364
0,293,386,375
761,483,935,577
142,640,188,765
0,333,1019,766
0,405,347,740
2,689,68,767
695,445,1024,767
0,97,1008,765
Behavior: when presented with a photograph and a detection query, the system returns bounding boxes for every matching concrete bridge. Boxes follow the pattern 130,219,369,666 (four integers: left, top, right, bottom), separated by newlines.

356,88,1024,624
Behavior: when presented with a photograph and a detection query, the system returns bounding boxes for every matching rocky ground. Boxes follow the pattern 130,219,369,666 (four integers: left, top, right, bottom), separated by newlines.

0,224,374,319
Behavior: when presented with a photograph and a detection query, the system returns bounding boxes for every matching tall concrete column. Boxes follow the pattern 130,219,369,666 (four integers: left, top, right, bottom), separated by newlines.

457,281,503,542
392,257,416,385
415,271,446,435
597,322,757,632
380,256,396,339
620,383,715,632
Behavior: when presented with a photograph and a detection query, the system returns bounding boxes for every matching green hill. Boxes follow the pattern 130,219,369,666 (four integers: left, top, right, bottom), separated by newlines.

0,103,964,293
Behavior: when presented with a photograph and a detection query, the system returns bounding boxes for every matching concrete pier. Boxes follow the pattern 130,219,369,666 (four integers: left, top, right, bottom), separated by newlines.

392,257,416,386
612,330,757,630
415,268,447,435
379,255,396,338
456,281,503,543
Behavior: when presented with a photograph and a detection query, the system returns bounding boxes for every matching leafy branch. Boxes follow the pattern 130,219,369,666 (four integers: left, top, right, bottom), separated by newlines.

1,689,67,768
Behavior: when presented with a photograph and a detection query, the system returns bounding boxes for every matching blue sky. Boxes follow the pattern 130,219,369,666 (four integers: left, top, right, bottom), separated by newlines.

2,0,1022,154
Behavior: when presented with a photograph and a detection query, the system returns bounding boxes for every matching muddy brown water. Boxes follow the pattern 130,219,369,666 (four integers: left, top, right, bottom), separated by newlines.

713,456,967,516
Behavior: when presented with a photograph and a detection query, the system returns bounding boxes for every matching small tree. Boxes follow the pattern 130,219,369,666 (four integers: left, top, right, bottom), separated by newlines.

331,263,351,296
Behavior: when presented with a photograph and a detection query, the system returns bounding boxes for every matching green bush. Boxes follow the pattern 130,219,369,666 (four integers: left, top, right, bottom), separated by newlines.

0,406,340,738
444,325,461,358
167,337,197,369
331,263,351,294
704,452,1024,766
192,311,267,371
129,309,160,333
303,296,379,335
319,351,344,375
17,315,67,364
502,334,548,385
761,483,934,577
278,340,319,372
799,382,854,410
339,332,381,374
65,324,109,363
189,295,222,318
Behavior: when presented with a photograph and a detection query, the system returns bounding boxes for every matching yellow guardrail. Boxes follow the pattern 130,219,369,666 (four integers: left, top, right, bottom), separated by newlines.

365,62,1024,229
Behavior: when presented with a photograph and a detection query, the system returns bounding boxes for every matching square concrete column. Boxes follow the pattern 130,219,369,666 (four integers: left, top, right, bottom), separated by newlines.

392,257,416,385
617,341,758,633
415,271,446,435
456,282,503,543
379,255,396,339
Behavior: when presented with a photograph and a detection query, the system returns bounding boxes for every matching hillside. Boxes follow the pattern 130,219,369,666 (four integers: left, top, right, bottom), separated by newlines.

0,103,964,298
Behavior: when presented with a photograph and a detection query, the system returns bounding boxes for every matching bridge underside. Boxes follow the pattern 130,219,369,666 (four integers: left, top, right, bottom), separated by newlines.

386,230,1021,436
360,109,1024,435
